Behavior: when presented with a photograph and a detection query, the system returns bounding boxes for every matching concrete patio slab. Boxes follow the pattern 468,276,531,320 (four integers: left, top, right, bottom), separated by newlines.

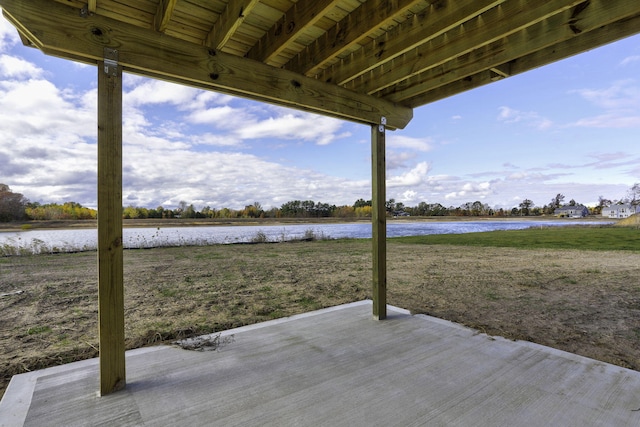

2,300,640,426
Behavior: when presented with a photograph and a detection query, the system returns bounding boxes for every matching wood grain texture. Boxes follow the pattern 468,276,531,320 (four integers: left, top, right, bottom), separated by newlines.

0,0,412,129
350,0,584,95
384,1,640,102
371,124,387,320
97,60,125,396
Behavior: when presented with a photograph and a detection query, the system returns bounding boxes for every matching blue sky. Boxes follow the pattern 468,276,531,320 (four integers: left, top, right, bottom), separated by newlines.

1,11,639,211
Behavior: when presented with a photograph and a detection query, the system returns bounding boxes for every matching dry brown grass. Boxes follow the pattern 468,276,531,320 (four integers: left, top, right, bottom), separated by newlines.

2,239,640,399
617,214,640,227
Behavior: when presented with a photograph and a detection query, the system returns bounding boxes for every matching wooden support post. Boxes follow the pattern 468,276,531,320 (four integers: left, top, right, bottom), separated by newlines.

97,51,126,395
371,121,387,320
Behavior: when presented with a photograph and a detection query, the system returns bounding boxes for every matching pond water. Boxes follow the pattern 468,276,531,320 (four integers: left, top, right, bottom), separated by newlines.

0,219,608,254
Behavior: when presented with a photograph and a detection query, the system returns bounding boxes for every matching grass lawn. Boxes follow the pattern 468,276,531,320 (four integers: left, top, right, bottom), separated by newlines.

393,225,640,251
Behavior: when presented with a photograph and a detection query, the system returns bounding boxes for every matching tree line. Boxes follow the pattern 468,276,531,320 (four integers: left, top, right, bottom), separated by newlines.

1,183,638,223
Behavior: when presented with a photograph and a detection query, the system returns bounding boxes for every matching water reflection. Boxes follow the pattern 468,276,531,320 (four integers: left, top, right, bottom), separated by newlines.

0,220,609,254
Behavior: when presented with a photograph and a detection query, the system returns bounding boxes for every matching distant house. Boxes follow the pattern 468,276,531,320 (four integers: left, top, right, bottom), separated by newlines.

554,205,589,218
601,204,640,219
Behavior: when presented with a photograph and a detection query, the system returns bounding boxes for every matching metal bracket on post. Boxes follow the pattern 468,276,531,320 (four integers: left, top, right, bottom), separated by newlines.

379,116,387,133
103,48,119,77
80,5,89,18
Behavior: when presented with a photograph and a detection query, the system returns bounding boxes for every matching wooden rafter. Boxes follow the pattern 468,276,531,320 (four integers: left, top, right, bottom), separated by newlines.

4,0,638,113
17,29,34,47
319,0,507,86
155,0,177,32
383,0,640,103
245,0,340,64
205,0,260,50
402,10,640,108
350,0,586,95
490,65,511,81
285,0,425,77
0,0,412,129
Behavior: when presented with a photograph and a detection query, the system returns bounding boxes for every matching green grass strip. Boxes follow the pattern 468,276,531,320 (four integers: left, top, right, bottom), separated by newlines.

392,225,640,252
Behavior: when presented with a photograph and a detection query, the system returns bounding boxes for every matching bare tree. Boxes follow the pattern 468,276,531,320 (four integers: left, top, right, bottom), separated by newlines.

627,183,640,205
551,193,565,209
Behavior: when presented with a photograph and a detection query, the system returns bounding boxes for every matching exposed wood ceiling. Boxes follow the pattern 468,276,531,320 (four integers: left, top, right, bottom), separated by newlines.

2,0,640,129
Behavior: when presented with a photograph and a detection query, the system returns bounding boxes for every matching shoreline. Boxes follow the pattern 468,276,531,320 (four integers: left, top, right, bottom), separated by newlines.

0,215,615,232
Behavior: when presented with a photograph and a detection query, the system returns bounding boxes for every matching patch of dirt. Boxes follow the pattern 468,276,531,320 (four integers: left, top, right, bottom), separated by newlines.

1,240,639,399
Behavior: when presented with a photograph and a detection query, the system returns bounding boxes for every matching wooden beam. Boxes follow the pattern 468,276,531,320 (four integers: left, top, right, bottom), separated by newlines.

403,11,640,108
319,0,507,86
510,12,640,81
205,0,260,50
155,0,177,32
245,0,339,64
371,122,386,320
384,0,640,102
17,29,34,48
352,0,585,96
87,0,97,14
97,53,125,396
285,0,424,77
0,0,412,129
490,64,511,79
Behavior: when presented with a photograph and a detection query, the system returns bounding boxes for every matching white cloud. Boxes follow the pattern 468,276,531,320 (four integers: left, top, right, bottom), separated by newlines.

387,135,433,152
567,80,640,129
186,102,349,146
444,181,492,200
620,55,640,66
497,106,553,130
125,79,200,107
193,133,241,147
584,151,640,170
387,162,430,188
119,79,247,148
573,79,640,110
0,11,20,53
572,113,640,128
0,50,360,208
588,151,628,162
118,145,372,209
187,105,248,127
386,151,417,170
188,91,233,110
497,106,519,122
0,54,42,78
0,78,95,138
505,170,557,182
0,52,99,205
235,112,346,145
399,190,418,204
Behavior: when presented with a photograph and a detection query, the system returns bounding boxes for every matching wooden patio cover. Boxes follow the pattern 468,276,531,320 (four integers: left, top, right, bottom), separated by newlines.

1,0,639,395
